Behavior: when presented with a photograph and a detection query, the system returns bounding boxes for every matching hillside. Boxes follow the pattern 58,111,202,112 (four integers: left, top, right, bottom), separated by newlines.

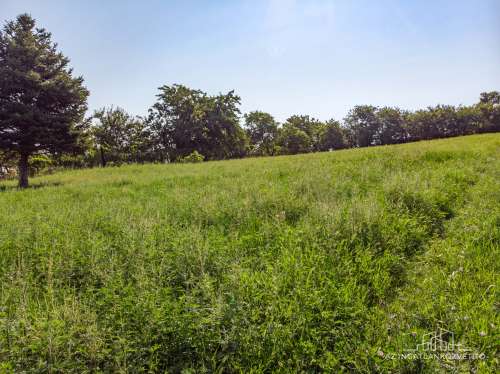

0,134,499,372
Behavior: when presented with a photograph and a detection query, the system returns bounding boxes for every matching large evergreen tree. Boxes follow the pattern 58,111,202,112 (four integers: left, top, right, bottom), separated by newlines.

0,14,89,187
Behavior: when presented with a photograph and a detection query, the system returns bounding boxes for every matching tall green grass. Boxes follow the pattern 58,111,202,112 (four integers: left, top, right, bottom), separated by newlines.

0,134,499,372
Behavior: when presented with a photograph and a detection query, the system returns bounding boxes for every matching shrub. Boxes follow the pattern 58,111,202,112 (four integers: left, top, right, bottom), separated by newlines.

29,154,53,176
177,150,205,163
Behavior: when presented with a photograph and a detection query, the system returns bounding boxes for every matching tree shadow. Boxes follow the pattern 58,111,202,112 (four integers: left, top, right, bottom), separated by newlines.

0,181,63,192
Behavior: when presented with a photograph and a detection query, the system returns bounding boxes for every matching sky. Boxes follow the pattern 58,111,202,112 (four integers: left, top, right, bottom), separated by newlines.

1,0,499,122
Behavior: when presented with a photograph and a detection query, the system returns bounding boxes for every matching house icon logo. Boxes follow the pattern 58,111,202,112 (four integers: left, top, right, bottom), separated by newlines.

407,327,471,353
385,327,486,362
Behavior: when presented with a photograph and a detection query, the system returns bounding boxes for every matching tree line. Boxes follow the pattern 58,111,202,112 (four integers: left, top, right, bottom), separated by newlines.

71,87,500,167
1,14,499,187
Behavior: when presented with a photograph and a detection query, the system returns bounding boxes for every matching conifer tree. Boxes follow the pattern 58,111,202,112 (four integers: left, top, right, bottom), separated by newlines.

0,14,89,187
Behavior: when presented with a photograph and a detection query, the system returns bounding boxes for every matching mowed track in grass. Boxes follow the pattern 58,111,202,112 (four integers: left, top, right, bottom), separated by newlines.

0,134,499,373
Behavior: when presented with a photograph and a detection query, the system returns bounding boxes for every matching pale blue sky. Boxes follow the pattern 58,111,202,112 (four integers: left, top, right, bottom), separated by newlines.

1,0,499,121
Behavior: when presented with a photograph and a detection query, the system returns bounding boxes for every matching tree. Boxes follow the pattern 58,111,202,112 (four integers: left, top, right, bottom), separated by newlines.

204,91,248,160
406,107,440,141
454,105,481,136
0,14,89,187
479,91,500,105
343,105,379,147
244,111,279,156
0,150,16,179
278,125,312,155
92,107,147,166
477,91,500,133
282,115,324,151
406,105,462,141
375,107,408,145
146,84,247,161
318,119,347,151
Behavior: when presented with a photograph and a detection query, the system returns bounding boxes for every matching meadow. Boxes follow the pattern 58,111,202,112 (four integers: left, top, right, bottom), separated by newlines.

0,134,499,373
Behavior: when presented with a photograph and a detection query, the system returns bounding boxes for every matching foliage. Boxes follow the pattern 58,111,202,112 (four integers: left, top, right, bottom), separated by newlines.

146,84,247,162
244,111,279,156
28,154,52,175
282,115,324,152
0,14,89,187
0,150,16,179
477,91,500,133
375,107,408,144
1,134,498,372
407,105,462,140
92,106,148,166
344,105,380,147
276,115,324,154
317,119,348,151
278,124,312,155
177,150,205,163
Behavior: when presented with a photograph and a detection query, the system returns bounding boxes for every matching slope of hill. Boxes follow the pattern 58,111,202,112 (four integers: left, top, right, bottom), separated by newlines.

1,134,499,372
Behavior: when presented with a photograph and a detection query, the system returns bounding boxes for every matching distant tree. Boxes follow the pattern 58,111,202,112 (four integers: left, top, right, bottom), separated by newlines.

454,105,481,136
407,105,462,141
318,119,347,151
146,84,247,161
145,85,197,162
92,107,147,166
477,91,500,133
479,91,500,105
283,115,324,151
244,111,279,156
343,105,379,147
434,105,461,138
0,14,89,187
278,124,312,155
375,107,408,144
0,150,16,178
407,108,437,141
204,91,248,159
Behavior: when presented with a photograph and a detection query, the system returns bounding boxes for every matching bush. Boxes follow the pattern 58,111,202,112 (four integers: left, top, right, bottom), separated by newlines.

29,154,53,176
177,150,205,163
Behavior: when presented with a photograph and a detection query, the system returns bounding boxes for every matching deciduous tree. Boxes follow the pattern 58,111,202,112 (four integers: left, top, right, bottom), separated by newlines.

317,119,347,151
92,107,148,166
278,124,312,155
375,107,408,144
146,84,247,161
244,111,279,156
343,105,379,147
477,91,500,133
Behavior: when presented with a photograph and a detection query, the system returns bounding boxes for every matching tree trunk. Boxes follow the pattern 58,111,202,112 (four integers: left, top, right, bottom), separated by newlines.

18,153,29,189
100,146,106,167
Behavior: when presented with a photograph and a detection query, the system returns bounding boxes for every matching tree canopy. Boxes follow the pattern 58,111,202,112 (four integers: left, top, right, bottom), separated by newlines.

0,14,88,187
146,84,246,162
244,111,279,156
92,107,148,166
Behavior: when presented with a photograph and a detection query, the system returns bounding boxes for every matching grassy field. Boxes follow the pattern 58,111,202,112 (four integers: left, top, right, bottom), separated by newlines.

0,134,499,373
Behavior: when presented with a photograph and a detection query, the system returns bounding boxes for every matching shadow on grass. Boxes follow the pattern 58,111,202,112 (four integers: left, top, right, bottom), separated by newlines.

0,181,63,192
